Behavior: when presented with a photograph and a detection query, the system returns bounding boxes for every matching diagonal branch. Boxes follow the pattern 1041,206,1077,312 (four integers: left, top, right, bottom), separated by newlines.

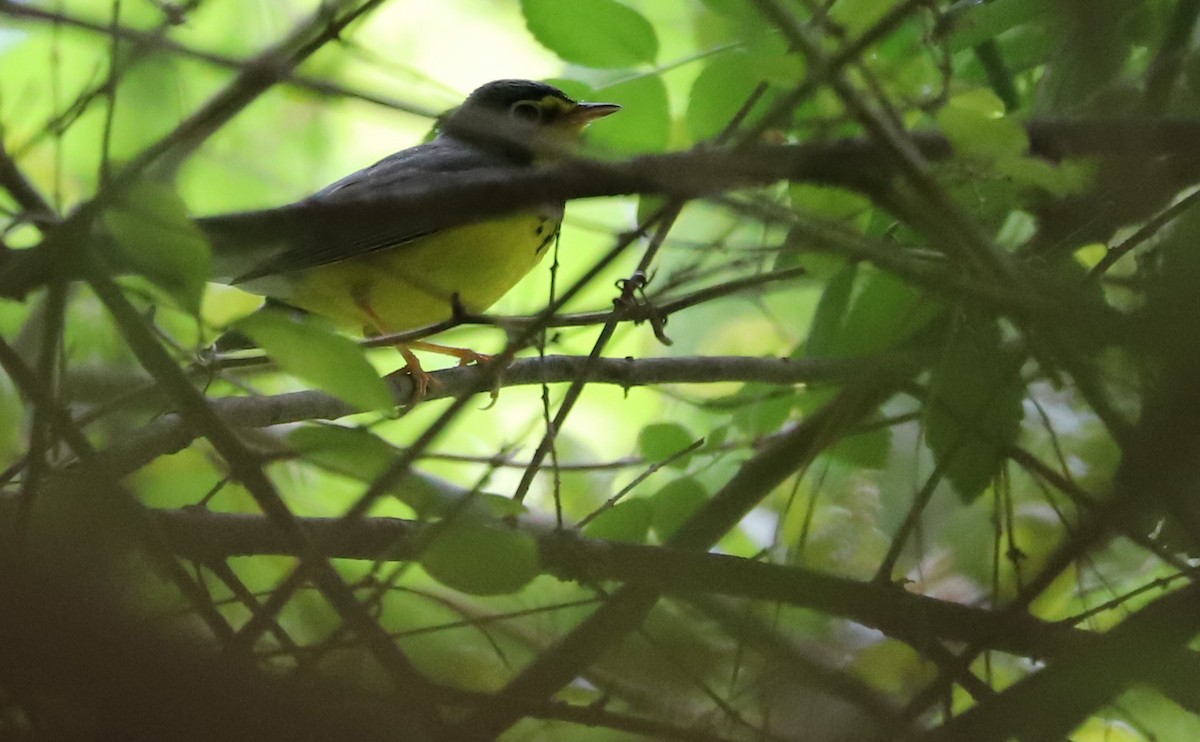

455,372,904,737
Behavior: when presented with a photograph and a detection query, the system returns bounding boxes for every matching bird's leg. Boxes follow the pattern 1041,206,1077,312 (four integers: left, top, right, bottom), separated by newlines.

356,299,437,405
409,340,501,408
429,293,493,366
407,340,493,367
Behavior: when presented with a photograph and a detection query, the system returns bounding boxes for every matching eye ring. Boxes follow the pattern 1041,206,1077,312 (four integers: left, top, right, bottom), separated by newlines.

509,101,542,123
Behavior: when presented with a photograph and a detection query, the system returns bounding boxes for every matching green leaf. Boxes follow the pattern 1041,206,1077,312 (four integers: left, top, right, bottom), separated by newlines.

829,0,898,36
583,499,652,543
200,283,264,329
853,641,937,696
730,384,795,436
650,477,707,540
935,90,1029,162
545,77,592,102
522,0,657,68
686,50,799,141
102,180,211,314
288,425,395,480
1106,688,1200,742
826,268,944,357
0,377,22,463
637,422,697,468
773,248,847,279
802,262,858,357
696,0,772,44
993,156,1095,198
589,74,671,154
924,319,1025,503
829,425,891,470
421,521,540,596
701,425,729,454
233,310,392,412
790,184,872,227
552,75,668,154
698,0,753,19
287,425,511,517
941,0,1057,52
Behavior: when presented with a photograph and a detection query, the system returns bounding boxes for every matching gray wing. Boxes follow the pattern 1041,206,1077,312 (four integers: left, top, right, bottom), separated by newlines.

202,137,524,284
310,137,517,202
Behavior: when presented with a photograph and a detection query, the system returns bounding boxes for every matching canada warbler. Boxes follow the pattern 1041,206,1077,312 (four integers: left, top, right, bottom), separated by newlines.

203,79,619,392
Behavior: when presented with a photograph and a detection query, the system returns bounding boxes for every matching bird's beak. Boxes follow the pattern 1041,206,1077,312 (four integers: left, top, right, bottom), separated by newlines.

564,101,622,126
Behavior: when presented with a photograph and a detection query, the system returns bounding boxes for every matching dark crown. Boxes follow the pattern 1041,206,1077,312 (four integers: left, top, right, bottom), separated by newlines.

459,80,574,111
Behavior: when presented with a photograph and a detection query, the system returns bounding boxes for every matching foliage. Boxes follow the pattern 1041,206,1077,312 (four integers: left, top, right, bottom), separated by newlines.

2,0,1200,740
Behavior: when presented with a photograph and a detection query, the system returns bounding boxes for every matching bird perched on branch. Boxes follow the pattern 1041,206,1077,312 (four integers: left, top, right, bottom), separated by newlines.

200,79,619,395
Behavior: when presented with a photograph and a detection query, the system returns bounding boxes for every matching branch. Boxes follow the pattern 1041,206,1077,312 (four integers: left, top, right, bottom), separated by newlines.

455,374,903,737
42,3,451,732
5,120,1200,300
126,505,1083,660
87,354,879,477
107,498,1200,716
921,582,1200,742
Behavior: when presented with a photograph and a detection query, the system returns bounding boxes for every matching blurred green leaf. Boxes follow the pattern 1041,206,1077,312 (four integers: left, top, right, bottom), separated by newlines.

829,425,891,470
102,180,211,314
802,262,857,358
589,74,671,154
583,499,652,543
853,640,938,695
199,283,264,330
546,77,593,102
288,425,394,480
637,422,697,468
773,247,847,279
686,49,799,141
826,268,944,358
522,0,658,68
790,184,872,227
698,0,754,19
0,377,23,462
421,521,539,596
993,156,1095,198
731,385,796,436
650,477,708,540
287,425,511,517
1102,687,1200,741
935,90,1029,162
925,318,1025,503
233,310,392,412
701,425,729,454
942,0,1057,51
1070,719,1148,742
829,0,897,36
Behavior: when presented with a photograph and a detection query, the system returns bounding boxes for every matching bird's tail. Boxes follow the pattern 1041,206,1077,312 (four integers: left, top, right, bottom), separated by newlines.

198,207,301,284
0,205,304,301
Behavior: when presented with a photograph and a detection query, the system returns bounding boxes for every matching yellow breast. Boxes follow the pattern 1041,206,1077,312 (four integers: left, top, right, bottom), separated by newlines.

265,212,558,333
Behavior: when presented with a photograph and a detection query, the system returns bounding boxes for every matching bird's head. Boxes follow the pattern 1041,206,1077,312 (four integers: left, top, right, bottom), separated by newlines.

441,79,620,161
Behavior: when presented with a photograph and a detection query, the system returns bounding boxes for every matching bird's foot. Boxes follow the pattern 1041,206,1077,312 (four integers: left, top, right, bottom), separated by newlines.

397,345,440,406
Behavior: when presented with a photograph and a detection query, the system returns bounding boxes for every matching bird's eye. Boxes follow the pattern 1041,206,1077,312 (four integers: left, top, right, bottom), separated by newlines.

509,101,542,123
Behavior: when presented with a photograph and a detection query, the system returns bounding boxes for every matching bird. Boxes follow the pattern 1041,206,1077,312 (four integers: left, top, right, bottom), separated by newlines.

201,79,620,396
